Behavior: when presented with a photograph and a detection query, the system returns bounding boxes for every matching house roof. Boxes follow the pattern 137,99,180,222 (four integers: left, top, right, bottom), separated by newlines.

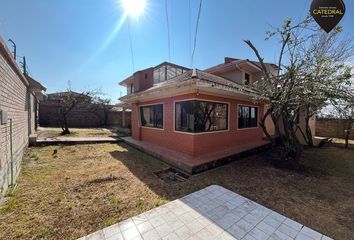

119,69,264,103
26,74,47,91
204,57,277,74
119,61,190,86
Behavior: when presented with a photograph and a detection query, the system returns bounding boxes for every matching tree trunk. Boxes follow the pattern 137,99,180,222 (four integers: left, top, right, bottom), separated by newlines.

304,107,314,147
344,120,352,149
61,114,70,135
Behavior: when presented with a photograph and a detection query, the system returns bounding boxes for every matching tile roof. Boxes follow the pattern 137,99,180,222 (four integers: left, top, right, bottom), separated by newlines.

119,69,263,102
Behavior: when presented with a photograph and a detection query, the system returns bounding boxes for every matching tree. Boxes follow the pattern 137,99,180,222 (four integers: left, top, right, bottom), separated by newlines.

324,97,354,148
244,17,353,167
295,29,354,146
56,83,110,134
87,96,112,126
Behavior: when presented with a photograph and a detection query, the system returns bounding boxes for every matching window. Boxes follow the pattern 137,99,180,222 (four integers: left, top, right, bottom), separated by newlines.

244,73,250,85
153,64,188,84
140,104,163,129
238,105,258,129
175,100,228,133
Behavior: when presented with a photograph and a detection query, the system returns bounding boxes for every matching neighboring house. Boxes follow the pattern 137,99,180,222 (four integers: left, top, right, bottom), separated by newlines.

0,36,46,197
119,59,316,173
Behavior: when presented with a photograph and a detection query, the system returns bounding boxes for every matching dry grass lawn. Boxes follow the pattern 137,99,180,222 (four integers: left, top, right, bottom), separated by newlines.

0,142,353,240
37,127,119,139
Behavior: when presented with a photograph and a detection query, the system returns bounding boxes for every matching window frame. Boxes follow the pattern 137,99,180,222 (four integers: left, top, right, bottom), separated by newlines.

139,103,164,130
237,104,259,130
243,71,251,85
174,99,230,135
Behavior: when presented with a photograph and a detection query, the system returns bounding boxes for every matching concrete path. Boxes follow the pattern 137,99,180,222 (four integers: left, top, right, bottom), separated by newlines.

34,137,122,146
78,185,332,240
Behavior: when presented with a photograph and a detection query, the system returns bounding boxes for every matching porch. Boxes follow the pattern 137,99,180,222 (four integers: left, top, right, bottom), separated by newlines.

121,137,271,174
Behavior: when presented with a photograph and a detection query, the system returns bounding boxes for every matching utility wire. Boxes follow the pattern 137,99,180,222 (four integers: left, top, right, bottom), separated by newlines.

191,0,203,68
188,0,192,67
165,0,171,61
127,19,135,72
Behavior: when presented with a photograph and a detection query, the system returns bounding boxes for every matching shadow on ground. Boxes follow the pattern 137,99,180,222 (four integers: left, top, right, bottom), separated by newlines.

110,142,354,240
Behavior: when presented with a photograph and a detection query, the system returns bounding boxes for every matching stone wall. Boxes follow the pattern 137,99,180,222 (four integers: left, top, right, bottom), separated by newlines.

0,37,30,197
316,118,354,140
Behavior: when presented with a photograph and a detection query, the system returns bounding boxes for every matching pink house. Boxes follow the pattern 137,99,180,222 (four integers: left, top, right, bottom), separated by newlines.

119,58,312,173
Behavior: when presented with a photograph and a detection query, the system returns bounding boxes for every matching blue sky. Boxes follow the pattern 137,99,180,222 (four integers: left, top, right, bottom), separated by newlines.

0,0,353,103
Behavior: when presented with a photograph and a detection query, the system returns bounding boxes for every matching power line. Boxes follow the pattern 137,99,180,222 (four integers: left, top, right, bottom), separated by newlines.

191,0,203,68
127,19,135,72
165,0,171,61
188,0,192,67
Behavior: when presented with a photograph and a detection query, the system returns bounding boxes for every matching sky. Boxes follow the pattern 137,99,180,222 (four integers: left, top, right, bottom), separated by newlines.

0,0,353,103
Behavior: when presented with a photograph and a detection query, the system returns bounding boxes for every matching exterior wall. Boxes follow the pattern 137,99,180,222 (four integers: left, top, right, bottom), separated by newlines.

316,118,354,140
132,68,154,93
264,106,316,144
29,93,37,135
216,69,243,84
214,69,262,86
0,38,30,197
131,93,265,156
39,101,131,128
106,111,131,128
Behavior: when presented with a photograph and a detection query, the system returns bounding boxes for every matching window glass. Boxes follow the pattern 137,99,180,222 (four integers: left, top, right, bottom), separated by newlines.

244,73,250,85
140,104,163,129
238,105,258,129
175,100,228,133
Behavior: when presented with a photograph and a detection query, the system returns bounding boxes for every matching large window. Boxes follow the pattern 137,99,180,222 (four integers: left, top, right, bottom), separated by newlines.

153,64,188,84
140,104,163,129
175,100,228,133
238,105,258,129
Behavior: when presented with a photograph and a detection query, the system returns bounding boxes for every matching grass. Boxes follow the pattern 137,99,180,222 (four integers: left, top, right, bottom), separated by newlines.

0,142,353,239
37,127,119,139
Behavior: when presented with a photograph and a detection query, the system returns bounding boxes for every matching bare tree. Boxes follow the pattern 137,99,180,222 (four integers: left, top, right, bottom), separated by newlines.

56,84,109,135
244,17,353,167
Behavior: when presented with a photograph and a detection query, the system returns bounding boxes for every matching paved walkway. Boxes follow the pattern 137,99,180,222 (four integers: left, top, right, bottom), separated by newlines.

33,137,122,146
78,185,332,240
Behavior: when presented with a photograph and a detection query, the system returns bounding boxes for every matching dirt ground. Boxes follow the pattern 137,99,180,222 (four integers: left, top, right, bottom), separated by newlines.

0,141,353,240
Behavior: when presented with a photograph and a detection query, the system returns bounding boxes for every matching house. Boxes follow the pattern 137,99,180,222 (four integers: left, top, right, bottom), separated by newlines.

26,74,47,135
119,59,315,173
0,36,46,197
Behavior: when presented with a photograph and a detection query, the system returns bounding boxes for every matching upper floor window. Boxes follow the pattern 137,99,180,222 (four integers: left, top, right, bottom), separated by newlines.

127,83,134,94
153,64,188,84
140,104,163,129
175,100,228,133
244,73,250,85
238,105,258,129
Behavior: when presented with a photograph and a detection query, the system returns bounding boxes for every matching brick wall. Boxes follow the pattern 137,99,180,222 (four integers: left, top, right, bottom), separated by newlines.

39,101,131,128
106,111,131,127
316,118,354,140
0,37,30,197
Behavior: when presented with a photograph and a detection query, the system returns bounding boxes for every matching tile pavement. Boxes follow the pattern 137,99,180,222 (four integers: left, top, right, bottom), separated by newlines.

78,185,333,240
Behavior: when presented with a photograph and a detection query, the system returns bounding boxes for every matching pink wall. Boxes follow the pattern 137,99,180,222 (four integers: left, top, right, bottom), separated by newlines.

131,93,265,156
132,68,154,93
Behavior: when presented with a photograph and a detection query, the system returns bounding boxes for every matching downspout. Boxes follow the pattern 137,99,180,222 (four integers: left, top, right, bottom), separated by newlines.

9,118,14,186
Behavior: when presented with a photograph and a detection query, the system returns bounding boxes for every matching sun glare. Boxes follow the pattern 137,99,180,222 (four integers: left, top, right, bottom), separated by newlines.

121,0,146,17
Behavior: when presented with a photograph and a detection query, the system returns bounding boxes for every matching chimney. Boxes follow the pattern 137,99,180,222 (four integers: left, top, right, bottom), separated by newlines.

224,57,240,64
